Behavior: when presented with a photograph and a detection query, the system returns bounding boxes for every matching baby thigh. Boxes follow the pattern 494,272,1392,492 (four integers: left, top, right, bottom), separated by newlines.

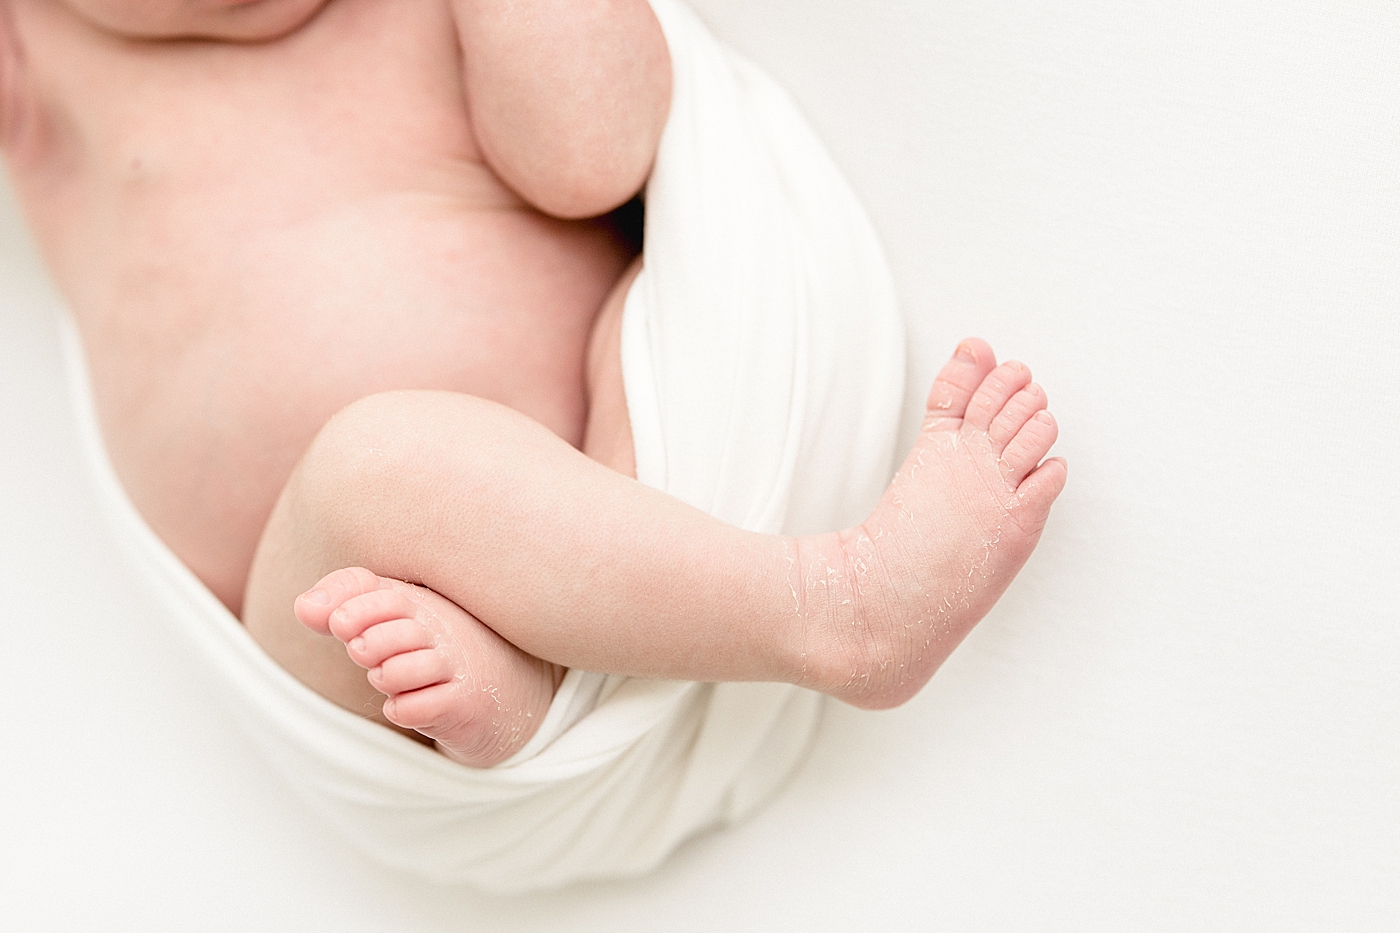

238,402,429,730
240,259,640,719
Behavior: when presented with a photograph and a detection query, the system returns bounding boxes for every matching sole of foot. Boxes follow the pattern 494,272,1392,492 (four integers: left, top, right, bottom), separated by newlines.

806,338,1067,710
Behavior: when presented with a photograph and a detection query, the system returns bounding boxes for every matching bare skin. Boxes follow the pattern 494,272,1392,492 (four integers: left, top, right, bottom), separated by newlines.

242,254,643,759
0,0,664,749
1,0,1067,769
0,0,667,613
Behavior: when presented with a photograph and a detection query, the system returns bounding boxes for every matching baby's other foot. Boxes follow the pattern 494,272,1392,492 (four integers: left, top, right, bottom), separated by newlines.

295,568,562,767
801,339,1067,709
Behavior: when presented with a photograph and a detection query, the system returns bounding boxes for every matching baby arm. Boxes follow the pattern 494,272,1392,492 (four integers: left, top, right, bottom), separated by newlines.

451,0,671,218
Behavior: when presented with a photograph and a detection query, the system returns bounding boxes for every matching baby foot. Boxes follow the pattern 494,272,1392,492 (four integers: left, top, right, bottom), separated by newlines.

800,339,1068,709
294,568,563,767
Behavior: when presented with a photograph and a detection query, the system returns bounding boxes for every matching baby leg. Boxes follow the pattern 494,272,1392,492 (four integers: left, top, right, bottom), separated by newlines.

242,460,565,766
241,262,639,766
252,338,1066,734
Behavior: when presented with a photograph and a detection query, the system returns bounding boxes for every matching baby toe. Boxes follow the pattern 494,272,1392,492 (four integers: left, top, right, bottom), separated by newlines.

1017,456,1069,510
964,362,1033,432
988,384,1049,453
346,616,436,670
369,648,451,696
924,339,996,431
295,566,391,635
381,683,461,732
1001,410,1059,484
326,588,418,643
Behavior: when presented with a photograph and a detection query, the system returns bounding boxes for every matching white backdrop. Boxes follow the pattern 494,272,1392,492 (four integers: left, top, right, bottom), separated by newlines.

2,1,1396,929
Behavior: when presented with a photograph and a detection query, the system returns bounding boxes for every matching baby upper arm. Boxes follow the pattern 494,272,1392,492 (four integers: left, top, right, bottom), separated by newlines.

448,0,671,219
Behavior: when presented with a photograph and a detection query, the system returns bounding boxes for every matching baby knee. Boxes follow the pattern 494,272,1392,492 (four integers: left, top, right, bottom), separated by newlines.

295,392,440,520
296,390,520,526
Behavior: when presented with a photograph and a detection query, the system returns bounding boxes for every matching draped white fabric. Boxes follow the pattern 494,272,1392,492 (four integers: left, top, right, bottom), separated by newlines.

60,0,903,892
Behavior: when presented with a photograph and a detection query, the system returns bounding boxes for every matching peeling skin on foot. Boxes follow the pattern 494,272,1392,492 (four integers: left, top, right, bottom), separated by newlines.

784,550,800,614
785,352,1066,710
302,568,558,767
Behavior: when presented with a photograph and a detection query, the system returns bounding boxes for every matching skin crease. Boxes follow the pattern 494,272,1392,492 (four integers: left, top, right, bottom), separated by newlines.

54,0,335,42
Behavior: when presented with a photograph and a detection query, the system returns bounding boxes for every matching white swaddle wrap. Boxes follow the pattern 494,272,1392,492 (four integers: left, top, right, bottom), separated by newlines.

64,0,904,892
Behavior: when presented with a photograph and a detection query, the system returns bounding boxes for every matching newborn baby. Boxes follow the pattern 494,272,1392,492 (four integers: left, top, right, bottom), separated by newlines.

1,0,1066,768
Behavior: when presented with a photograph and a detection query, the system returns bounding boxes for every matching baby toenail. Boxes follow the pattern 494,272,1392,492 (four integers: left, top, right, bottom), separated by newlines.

300,588,330,605
350,637,365,653
955,343,977,362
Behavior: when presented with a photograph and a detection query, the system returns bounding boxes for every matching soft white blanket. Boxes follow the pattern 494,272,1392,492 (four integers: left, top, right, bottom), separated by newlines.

64,0,903,892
